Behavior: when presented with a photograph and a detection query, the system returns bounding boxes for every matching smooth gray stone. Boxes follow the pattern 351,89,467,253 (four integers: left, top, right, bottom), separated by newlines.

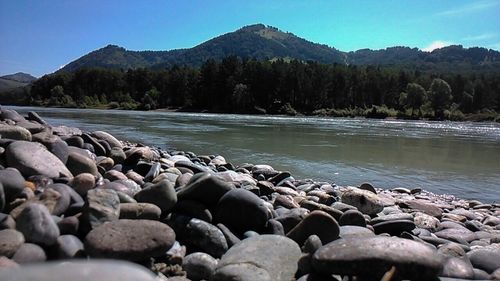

440,257,475,279
339,225,375,239
0,229,25,257
12,243,46,264
134,179,177,214
6,141,73,178
170,215,228,258
341,188,384,216
213,235,301,281
54,235,84,259
339,209,366,227
467,246,500,273
0,168,26,202
0,124,31,141
372,219,416,236
182,252,217,281
312,236,443,280
66,150,98,177
16,203,60,247
85,219,176,261
174,200,212,222
177,172,234,206
91,131,123,148
215,188,270,235
275,207,309,233
0,260,158,281
435,228,476,243
33,133,69,164
370,212,414,224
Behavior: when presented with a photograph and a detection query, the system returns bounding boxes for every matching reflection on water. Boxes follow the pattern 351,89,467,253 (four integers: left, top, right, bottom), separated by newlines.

7,106,500,202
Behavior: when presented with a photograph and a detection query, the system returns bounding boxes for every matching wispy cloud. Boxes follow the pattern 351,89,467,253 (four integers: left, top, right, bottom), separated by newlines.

436,1,498,16
462,33,497,41
422,40,453,52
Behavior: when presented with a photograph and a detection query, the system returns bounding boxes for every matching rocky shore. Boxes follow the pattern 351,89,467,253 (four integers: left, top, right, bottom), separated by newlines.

0,106,499,281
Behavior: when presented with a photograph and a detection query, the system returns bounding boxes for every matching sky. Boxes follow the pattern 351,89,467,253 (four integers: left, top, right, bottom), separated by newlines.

1,0,499,77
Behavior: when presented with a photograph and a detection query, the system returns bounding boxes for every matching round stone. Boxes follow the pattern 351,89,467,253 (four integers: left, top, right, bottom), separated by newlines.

119,203,162,220
55,234,84,259
312,236,443,280
84,219,176,261
12,243,46,264
177,173,234,206
134,180,177,214
372,219,416,236
0,124,32,141
286,210,340,246
0,229,25,257
339,209,366,227
66,150,98,177
341,188,384,216
182,252,218,281
16,203,60,247
70,173,96,196
0,168,26,202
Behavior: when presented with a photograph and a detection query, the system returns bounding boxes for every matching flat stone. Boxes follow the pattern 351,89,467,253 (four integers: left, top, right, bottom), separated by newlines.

16,203,60,246
91,131,123,148
177,172,234,206
214,188,270,234
12,243,46,263
341,187,384,216
54,234,84,259
69,173,96,196
312,236,443,280
371,212,414,224
85,219,175,261
339,209,366,227
66,150,98,177
373,219,416,236
0,229,25,257
287,210,340,245
400,199,442,218
213,235,301,281
134,179,177,214
6,141,73,179
339,225,375,239
0,168,25,202
441,257,475,279
119,203,161,220
299,200,343,220
435,228,476,243
182,252,218,281
414,211,440,231
0,260,158,281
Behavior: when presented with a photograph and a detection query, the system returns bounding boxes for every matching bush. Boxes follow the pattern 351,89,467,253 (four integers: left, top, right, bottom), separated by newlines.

365,106,397,119
108,102,120,109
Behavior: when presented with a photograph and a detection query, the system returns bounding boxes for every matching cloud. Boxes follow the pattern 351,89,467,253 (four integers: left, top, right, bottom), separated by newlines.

436,1,498,16
462,33,497,41
422,40,453,52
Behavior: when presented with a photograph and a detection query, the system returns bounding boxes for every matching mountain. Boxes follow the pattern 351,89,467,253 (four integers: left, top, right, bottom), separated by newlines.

0,72,37,93
59,24,500,73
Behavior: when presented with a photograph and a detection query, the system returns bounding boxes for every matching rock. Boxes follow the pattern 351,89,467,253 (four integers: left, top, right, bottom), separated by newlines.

57,216,79,235
0,229,25,257
33,133,69,163
82,189,120,231
104,169,128,181
85,219,175,261
414,211,440,230
54,234,84,259
441,257,475,279
339,209,366,227
0,168,26,202
177,172,234,206
400,199,443,218
11,243,46,263
372,219,416,236
134,180,177,214
119,203,161,220
0,256,18,268
0,260,158,281
0,124,32,141
0,109,25,122
212,235,301,281
182,252,218,281
69,173,96,196
467,246,500,273
275,207,309,233
214,188,270,234
6,141,73,178
358,182,376,193
312,236,443,280
287,210,340,245
299,200,343,221
169,215,228,258
92,131,123,148
371,212,414,224
0,213,16,230
435,228,476,243
0,183,4,212
339,225,375,239
16,203,60,246
174,200,213,222
341,187,383,216
66,150,98,177
110,147,126,164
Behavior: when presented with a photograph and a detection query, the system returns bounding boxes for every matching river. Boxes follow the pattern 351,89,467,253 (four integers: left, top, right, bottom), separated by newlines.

6,106,500,202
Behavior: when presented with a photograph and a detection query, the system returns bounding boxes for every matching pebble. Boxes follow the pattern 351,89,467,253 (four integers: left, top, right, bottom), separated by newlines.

286,210,340,245
177,172,234,206
341,187,384,216
82,188,120,231
467,245,500,273
182,252,218,281
11,243,47,263
134,179,177,214
338,209,366,227
0,168,26,202
0,229,25,257
85,219,176,261
312,236,443,279
16,203,60,247
372,219,416,236
213,235,301,281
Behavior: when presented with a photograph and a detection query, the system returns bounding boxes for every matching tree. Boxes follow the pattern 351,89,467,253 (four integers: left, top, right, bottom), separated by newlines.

429,78,452,119
405,83,426,116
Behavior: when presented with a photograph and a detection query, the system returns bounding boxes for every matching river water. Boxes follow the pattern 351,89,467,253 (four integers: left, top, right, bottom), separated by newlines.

6,106,500,202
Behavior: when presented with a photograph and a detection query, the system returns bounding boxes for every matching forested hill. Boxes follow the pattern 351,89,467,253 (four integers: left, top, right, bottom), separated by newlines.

59,24,500,73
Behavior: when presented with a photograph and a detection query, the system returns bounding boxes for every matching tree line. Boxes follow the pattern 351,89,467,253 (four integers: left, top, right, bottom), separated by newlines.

28,56,500,120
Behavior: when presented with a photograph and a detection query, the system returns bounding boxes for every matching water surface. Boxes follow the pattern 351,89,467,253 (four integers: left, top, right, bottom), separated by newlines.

7,106,500,202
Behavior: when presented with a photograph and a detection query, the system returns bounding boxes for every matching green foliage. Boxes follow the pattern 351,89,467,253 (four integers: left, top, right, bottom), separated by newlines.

429,78,453,119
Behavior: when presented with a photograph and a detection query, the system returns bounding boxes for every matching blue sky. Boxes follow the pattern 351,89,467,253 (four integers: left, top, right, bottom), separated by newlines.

1,0,499,77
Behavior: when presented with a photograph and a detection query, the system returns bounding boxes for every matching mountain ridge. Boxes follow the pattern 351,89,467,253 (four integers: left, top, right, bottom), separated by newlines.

59,24,500,73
